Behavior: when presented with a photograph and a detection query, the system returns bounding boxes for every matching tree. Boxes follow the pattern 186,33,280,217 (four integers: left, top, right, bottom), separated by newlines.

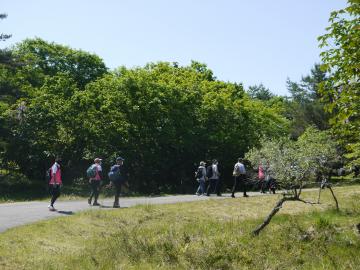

12,38,108,89
1,39,108,182
285,64,330,138
246,127,339,235
247,83,274,101
318,0,360,166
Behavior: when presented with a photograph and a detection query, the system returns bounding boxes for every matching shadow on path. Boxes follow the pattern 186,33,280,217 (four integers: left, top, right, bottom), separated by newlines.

57,210,74,215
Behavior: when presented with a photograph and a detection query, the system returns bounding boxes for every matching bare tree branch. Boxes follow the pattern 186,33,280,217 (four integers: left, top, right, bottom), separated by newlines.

253,196,297,235
327,185,339,210
297,198,318,205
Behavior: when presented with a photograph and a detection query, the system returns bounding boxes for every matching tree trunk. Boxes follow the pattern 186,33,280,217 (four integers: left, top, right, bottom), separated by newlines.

328,185,339,210
252,196,296,236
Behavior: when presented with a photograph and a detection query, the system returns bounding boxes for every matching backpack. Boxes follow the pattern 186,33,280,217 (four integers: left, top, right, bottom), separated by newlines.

86,165,97,178
195,167,203,179
233,164,244,176
108,165,122,183
206,166,213,178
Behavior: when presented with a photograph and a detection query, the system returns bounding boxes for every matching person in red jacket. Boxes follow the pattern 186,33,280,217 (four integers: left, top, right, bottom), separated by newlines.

48,158,62,211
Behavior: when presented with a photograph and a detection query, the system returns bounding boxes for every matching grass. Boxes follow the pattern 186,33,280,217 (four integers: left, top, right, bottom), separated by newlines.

0,186,360,269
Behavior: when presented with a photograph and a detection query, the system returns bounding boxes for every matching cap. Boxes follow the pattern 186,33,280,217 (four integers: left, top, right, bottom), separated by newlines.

94,158,102,163
116,157,125,161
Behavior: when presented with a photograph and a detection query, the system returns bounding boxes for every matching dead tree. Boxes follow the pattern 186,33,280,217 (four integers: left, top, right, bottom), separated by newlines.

253,185,325,236
317,175,339,211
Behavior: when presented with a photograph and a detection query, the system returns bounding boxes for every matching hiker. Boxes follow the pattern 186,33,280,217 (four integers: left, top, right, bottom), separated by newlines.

231,158,248,198
258,163,266,193
87,158,103,206
354,165,359,177
108,157,126,208
266,164,276,194
195,161,207,195
48,158,62,211
206,159,221,196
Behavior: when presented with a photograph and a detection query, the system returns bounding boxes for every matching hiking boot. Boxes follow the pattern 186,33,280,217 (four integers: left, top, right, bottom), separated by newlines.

244,194,249,197
113,204,120,208
93,202,100,206
231,194,235,198
48,205,56,211
88,198,92,205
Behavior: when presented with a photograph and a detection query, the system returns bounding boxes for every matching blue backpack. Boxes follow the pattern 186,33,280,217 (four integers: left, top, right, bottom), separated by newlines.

86,165,97,178
108,165,122,182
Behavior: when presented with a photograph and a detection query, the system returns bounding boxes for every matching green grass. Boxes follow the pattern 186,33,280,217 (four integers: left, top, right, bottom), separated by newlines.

0,186,360,269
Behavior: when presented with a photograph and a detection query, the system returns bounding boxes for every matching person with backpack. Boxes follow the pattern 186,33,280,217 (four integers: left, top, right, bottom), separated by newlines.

87,158,103,206
258,163,266,193
231,158,249,198
195,161,207,195
48,158,62,211
265,163,276,194
206,159,221,196
108,157,126,208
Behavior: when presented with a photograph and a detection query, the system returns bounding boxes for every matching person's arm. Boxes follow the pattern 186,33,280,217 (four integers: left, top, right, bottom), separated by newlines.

98,165,104,181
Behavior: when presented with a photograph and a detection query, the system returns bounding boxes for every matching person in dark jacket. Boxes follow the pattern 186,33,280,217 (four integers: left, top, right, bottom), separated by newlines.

231,158,249,198
108,157,126,208
206,159,221,196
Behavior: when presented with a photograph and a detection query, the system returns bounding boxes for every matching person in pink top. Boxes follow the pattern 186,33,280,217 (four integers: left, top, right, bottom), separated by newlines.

48,158,62,211
258,163,266,193
88,158,103,206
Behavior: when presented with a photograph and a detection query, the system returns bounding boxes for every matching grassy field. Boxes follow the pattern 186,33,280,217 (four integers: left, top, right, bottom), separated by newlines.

0,186,359,269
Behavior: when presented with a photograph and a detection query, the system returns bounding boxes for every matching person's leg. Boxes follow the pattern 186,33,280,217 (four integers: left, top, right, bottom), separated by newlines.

48,185,54,207
231,177,238,197
206,179,216,195
200,180,205,194
260,180,265,193
242,175,248,197
50,185,60,206
114,183,121,207
93,181,100,205
196,180,203,195
215,178,222,196
88,180,94,204
270,179,276,194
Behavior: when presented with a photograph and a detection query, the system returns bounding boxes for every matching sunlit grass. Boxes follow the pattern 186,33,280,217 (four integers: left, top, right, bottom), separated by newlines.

0,186,359,269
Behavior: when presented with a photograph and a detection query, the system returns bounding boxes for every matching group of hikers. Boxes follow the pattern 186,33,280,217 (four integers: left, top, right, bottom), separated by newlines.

47,157,127,211
46,156,276,211
195,158,276,197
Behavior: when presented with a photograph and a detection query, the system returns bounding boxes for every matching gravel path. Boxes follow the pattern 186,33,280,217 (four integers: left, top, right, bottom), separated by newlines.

0,192,264,233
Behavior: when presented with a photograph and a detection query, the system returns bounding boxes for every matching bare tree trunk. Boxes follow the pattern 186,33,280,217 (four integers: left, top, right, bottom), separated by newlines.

252,196,295,236
327,185,339,210
317,187,322,203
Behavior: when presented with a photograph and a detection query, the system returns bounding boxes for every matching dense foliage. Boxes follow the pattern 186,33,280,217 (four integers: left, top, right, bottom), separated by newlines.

245,127,338,190
318,0,360,166
0,39,289,193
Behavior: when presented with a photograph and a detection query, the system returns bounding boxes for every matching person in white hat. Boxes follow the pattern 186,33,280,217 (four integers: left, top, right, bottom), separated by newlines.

87,157,103,206
195,161,207,195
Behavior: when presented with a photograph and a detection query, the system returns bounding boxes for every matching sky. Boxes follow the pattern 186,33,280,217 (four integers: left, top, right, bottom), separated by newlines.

1,0,347,95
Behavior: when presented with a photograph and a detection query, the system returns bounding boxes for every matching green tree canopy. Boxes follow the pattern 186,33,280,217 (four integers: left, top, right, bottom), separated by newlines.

318,0,360,166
